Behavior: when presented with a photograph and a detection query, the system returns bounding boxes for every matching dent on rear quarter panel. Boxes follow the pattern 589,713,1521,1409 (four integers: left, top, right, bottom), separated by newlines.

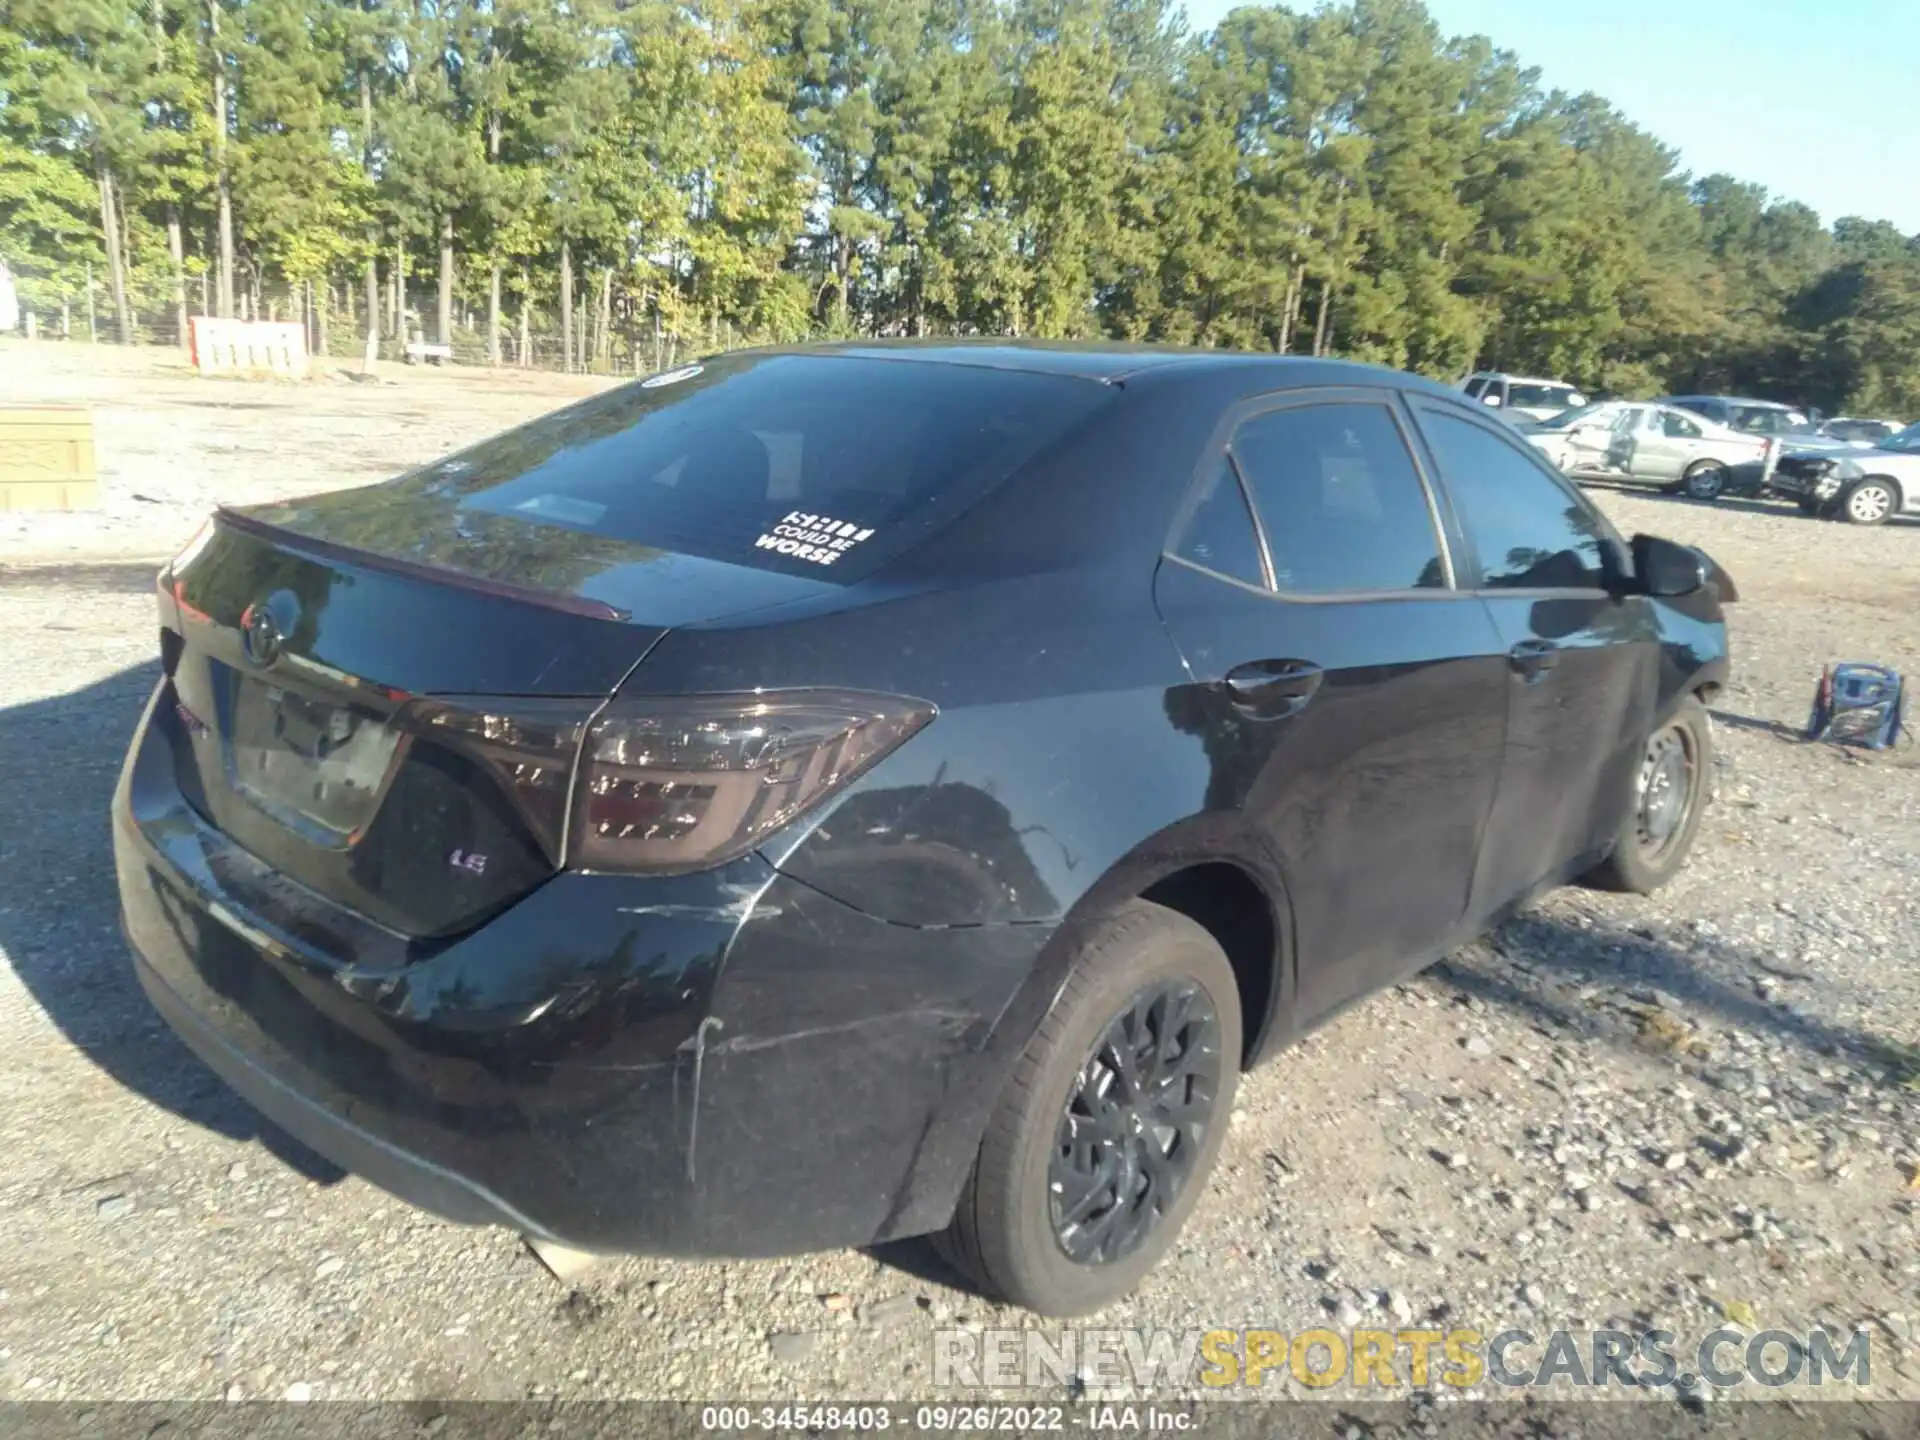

669,565,1215,929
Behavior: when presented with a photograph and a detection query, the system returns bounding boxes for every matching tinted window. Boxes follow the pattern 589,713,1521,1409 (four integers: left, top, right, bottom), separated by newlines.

1230,403,1445,594
1828,420,1894,443
1464,377,1488,398
1729,405,1806,434
378,354,1115,584
1420,411,1611,591
1173,456,1266,587
1508,382,1583,411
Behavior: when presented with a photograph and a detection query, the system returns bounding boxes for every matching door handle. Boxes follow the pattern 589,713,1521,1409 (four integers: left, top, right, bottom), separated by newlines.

1223,659,1323,718
1508,638,1560,682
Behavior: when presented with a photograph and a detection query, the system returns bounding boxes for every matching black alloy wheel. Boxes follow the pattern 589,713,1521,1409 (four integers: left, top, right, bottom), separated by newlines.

936,899,1242,1315
1049,980,1224,1265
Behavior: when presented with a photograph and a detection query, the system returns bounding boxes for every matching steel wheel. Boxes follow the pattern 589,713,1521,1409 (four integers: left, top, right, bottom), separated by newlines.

1050,980,1223,1266
1682,462,1726,501
1635,722,1698,862
1843,481,1895,525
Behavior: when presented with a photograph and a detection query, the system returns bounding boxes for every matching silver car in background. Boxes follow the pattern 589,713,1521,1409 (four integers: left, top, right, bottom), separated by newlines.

1520,401,1774,500
1771,422,1920,525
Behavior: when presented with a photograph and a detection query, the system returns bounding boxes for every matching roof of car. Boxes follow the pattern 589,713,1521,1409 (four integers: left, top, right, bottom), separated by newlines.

1668,395,1797,410
1468,371,1578,385
758,339,1464,398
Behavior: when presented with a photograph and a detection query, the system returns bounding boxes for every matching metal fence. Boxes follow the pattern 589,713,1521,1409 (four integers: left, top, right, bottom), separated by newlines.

10,283,738,379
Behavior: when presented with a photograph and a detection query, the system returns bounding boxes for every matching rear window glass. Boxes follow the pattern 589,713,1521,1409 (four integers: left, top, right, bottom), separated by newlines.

1507,382,1583,410
406,354,1116,584
1729,406,1806,433
1828,420,1894,443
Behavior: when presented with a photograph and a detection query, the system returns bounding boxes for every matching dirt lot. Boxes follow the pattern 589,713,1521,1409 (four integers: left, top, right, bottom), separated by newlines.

0,339,617,566
0,344,1915,1415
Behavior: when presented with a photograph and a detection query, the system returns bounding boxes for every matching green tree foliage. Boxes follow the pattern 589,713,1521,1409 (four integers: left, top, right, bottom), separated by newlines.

0,0,1913,411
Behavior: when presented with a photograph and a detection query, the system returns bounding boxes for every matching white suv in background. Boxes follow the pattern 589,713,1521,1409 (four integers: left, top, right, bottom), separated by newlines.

1461,372,1589,423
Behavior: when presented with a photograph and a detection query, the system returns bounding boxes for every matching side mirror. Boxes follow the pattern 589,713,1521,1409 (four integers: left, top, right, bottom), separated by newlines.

1482,392,1503,407
1630,534,1708,597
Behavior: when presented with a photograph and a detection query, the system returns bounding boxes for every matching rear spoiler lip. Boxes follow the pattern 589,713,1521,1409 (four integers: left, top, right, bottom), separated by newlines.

211,506,633,623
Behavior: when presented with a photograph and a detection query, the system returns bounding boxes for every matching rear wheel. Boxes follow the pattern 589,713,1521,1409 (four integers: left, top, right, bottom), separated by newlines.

1840,478,1898,526
1585,695,1712,895
936,900,1241,1316
1796,495,1825,517
1681,461,1728,501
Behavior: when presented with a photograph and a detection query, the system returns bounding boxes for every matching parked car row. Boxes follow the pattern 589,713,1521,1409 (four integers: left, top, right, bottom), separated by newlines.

1483,373,1913,526
1515,401,1773,500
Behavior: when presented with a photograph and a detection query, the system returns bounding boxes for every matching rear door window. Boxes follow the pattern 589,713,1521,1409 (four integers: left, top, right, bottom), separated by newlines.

1227,402,1448,594
1416,407,1614,591
397,354,1118,584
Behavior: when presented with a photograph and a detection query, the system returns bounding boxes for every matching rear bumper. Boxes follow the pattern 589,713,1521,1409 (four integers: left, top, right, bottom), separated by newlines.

113,680,1052,1256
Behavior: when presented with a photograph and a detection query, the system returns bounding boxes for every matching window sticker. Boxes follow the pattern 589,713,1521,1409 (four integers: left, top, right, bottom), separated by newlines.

640,364,704,389
752,511,876,567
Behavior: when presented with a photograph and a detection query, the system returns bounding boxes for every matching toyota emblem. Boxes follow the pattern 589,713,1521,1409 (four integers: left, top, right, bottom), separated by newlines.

240,603,284,668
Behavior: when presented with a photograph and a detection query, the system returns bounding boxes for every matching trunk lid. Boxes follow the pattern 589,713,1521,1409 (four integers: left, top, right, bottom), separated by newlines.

158,506,832,939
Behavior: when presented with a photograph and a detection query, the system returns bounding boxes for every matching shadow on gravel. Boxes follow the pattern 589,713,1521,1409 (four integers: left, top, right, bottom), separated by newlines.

1429,908,1904,1089
0,659,344,1185
1707,707,1806,742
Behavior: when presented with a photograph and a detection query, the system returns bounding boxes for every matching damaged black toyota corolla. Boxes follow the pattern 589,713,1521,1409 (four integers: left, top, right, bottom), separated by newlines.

114,343,1735,1315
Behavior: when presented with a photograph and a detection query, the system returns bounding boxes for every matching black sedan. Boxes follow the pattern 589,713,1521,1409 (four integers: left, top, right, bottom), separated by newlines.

114,343,1734,1316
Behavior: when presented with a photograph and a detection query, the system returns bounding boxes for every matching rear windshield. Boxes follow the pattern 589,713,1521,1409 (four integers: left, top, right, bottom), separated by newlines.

422,353,1116,584
1729,405,1808,433
1534,402,1610,430
1507,382,1584,410
1826,420,1895,443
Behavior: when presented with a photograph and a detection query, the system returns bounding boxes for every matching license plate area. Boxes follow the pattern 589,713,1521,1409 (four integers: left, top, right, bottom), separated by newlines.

226,673,405,845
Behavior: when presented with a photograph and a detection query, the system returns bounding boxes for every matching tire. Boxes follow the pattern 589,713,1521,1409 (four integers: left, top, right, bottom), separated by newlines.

1839,478,1898,526
935,900,1242,1316
1796,495,1824,517
1585,694,1713,895
1680,461,1727,501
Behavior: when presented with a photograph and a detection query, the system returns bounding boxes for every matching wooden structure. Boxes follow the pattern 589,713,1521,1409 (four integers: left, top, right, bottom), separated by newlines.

0,405,99,511
189,316,310,378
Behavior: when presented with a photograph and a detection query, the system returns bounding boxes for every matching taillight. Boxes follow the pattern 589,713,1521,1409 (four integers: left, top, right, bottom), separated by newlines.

398,689,935,876
573,690,935,874
403,697,599,865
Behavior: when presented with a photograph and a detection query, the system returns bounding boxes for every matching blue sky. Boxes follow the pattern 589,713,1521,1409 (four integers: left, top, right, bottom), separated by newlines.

1175,0,1920,236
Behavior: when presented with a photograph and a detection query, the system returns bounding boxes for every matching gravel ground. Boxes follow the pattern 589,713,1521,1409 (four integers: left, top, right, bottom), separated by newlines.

0,347,1916,1416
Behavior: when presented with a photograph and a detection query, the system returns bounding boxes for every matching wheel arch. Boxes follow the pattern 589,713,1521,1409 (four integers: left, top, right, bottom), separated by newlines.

994,820,1297,1077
